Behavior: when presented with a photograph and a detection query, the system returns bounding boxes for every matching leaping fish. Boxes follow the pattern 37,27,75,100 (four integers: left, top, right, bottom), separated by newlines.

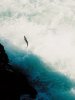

24,36,28,47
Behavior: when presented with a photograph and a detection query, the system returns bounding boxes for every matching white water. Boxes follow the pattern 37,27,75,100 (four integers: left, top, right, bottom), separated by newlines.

0,0,75,93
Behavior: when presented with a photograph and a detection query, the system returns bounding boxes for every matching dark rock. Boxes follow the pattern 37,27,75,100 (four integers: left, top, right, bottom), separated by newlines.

0,43,37,100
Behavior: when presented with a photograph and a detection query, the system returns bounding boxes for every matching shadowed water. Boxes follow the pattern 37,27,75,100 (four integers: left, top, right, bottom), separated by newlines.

0,39,75,100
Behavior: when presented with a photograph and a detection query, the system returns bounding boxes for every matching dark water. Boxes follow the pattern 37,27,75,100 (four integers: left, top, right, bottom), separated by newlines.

0,39,75,100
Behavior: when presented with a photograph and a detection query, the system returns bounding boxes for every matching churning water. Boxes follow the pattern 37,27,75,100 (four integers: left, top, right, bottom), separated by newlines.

0,0,75,99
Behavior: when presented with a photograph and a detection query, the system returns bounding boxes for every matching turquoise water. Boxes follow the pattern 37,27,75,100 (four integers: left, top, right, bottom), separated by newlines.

0,39,75,100
0,0,75,99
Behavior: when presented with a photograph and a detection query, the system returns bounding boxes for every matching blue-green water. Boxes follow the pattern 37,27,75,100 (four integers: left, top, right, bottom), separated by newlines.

0,0,75,99
0,39,75,100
